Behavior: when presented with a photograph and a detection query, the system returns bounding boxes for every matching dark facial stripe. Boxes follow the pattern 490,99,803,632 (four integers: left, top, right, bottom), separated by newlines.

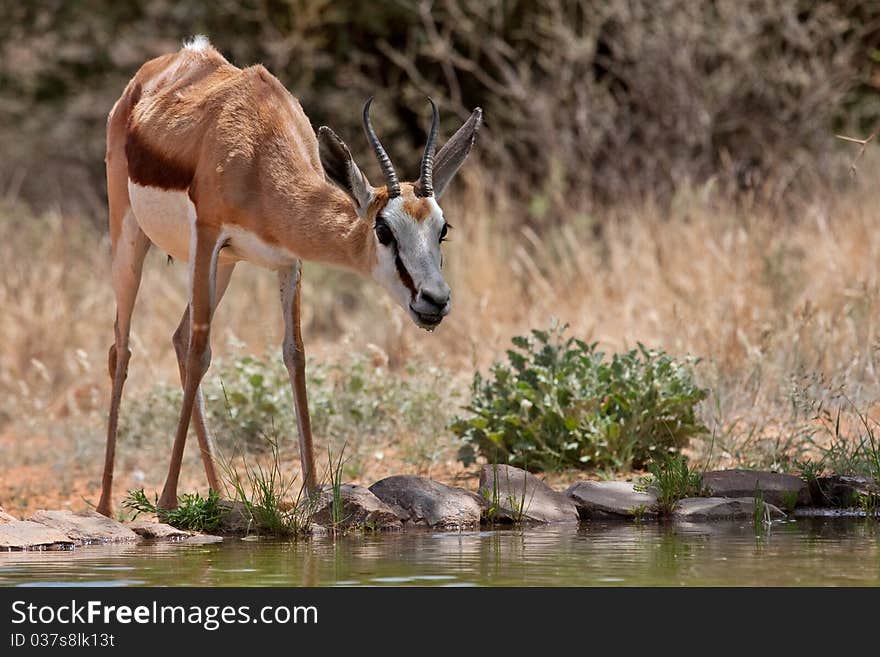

394,252,417,298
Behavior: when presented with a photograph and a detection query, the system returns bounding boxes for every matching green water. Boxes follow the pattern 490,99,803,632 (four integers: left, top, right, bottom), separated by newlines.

1,518,878,586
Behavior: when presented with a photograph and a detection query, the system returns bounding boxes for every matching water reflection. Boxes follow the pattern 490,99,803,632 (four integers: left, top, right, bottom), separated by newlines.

0,518,878,587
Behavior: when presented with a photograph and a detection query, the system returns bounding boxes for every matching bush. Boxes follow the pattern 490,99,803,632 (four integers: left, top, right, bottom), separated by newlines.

453,326,708,472
118,347,460,473
123,488,226,532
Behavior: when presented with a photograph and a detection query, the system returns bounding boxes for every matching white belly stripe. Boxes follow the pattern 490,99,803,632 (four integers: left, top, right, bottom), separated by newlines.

128,181,194,262
127,180,298,268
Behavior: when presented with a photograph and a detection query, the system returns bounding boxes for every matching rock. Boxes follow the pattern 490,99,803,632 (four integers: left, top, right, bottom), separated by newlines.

216,500,252,534
672,497,786,521
126,519,194,540
311,484,402,531
566,481,659,519
180,534,224,544
29,510,139,543
701,470,810,508
0,520,75,550
308,523,331,537
479,464,578,523
369,475,484,528
0,507,17,523
793,507,874,518
809,475,879,508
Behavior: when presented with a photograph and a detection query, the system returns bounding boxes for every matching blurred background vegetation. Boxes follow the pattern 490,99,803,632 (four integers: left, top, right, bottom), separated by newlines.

3,1,880,512
2,0,879,217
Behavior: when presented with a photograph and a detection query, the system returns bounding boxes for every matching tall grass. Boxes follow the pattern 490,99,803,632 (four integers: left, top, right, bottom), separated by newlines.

219,430,313,536
3,165,880,512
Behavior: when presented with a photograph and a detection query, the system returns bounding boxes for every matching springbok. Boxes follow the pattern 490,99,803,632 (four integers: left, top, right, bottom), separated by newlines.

97,36,481,515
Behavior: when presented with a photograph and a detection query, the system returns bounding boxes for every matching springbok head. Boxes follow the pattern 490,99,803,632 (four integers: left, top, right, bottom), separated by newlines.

318,98,482,330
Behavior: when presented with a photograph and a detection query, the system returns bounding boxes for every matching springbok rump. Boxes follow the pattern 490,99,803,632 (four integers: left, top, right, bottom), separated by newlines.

98,35,482,516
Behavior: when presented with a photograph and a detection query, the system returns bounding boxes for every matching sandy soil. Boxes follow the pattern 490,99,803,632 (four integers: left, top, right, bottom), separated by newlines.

0,428,488,519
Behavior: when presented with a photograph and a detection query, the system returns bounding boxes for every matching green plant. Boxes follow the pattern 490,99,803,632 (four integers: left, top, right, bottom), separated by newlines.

214,359,295,450
630,504,648,522
504,471,532,525
858,491,879,517
753,483,771,529
480,460,532,524
454,325,708,472
640,454,703,514
325,445,348,530
481,462,502,522
780,490,799,514
812,403,880,480
123,488,227,532
221,430,313,537
116,347,462,476
797,458,825,484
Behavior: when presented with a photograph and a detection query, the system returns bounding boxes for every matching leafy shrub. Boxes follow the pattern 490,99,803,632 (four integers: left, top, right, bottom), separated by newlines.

123,488,227,532
453,326,708,472
209,354,295,450
119,347,460,473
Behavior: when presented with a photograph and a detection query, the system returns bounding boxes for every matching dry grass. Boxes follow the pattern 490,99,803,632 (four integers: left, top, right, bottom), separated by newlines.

3,159,880,515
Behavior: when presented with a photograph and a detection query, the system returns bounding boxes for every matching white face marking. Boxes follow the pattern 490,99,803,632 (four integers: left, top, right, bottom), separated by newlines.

370,196,450,328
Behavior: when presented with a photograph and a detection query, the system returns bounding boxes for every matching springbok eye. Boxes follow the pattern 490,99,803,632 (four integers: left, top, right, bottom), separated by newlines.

439,223,450,243
375,222,395,247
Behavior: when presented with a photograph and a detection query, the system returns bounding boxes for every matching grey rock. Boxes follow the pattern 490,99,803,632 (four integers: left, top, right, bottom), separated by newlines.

29,510,138,543
672,497,786,521
793,507,875,518
479,464,578,523
0,507,17,523
126,519,194,540
180,534,224,544
369,475,484,528
566,481,659,519
809,475,879,508
0,520,75,550
311,484,402,531
701,470,809,508
216,500,252,534
308,523,331,537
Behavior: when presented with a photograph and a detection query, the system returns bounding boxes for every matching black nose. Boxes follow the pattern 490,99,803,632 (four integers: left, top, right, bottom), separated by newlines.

419,285,450,311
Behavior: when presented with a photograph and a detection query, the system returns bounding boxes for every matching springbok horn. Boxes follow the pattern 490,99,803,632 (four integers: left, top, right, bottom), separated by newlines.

363,97,401,198
416,98,440,197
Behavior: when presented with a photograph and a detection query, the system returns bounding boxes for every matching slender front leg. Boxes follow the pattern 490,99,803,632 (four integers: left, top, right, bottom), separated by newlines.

172,263,236,492
279,262,318,494
159,226,224,510
98,209,151,517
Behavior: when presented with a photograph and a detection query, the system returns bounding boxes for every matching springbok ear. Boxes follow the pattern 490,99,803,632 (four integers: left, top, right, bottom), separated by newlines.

432,108,482,199
318,126,374,217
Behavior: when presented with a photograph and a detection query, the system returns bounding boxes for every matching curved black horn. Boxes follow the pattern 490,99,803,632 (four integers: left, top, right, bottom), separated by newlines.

416,98,440,197
363,97,400,198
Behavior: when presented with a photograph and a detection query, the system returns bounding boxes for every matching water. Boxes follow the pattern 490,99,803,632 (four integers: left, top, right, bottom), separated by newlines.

1,518,878,587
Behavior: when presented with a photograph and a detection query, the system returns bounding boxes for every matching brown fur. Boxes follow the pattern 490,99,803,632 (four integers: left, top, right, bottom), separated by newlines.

100,39,453,515
106,43,439,274
126,125,195,190
402,195,432,222
106,43,392,275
